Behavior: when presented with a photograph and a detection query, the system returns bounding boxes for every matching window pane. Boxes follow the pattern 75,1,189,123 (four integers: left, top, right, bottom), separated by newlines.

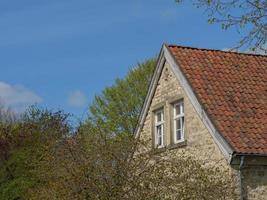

176,129,181,141
157,125,162,135
176,118,181,129
156,125,162,146
181,116,184,131
158,134,162,146
157,112,162,122
174,101,184,143
175,104,181,115
181,103,184,114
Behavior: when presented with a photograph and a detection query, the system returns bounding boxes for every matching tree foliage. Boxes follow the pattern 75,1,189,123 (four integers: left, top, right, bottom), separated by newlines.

29,126,237,200
176,0,267,52
0,107,71,200
0,105,17,124
86,59,156,136
0,59,238,199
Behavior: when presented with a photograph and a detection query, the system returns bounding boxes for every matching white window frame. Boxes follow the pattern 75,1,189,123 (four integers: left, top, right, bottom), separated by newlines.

154,109,164,148
173,101,185,143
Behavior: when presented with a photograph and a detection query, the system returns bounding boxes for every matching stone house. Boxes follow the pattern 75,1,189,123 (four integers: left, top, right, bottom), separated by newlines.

135,44,267,200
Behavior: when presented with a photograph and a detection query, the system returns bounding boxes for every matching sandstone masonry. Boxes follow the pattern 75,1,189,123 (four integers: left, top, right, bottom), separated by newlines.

139,61,267,200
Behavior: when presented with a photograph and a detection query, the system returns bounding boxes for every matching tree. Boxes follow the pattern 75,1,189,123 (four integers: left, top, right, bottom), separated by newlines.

0,104,17,124
29,126,237,200
0,107,71,200
0,57,239,199
86,59,156,136
176,0,267,52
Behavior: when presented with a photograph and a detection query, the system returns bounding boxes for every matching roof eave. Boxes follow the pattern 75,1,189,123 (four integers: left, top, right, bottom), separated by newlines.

231,153,267,166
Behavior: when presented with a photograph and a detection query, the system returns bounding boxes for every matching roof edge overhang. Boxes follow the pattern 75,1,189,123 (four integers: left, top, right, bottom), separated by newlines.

135,44,266,165
231,154,267,166
164,44,234,163
134,44,166,139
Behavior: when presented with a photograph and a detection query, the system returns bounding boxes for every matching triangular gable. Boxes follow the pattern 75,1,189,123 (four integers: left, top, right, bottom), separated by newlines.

135,44,234,163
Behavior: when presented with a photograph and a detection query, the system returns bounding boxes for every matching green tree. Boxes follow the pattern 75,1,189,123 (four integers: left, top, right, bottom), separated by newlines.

36,57,236,200
0,105,17,124
86,59,156,136
0,107,71,200
176,0,267,52
0,57,239,200
30,126,237,200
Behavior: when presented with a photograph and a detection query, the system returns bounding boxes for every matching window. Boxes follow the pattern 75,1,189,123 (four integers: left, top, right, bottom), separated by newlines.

154,109,164,148
173,101,184,143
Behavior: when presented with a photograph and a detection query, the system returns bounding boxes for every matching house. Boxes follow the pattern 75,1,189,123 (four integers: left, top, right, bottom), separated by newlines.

135,44,267,200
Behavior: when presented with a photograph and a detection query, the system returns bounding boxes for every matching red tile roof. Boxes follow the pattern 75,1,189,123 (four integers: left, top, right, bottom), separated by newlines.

167,45,267,155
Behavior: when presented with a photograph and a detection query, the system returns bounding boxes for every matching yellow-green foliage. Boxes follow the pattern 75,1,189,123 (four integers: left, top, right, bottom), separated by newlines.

0,107,71,200
87,59,157,136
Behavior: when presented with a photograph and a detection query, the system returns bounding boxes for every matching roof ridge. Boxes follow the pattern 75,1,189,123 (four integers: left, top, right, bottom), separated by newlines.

167,44,267,57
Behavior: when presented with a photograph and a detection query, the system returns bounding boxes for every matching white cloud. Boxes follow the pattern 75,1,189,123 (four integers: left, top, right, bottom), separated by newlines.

67,90,87,107
0,82,42,112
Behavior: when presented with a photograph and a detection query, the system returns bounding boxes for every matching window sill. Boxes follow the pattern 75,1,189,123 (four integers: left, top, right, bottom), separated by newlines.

167,140,187,150
152,141,187,154
152,146,167,154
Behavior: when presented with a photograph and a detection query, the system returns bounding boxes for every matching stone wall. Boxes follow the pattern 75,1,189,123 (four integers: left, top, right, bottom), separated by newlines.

139,61,267,200
140,61,230,168
243,166,267,200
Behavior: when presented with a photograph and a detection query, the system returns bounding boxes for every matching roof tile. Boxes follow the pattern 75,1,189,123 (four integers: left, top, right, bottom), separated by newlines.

168,45,267,155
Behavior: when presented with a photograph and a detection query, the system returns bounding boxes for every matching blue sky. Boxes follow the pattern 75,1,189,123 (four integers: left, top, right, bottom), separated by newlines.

0,0,241,121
